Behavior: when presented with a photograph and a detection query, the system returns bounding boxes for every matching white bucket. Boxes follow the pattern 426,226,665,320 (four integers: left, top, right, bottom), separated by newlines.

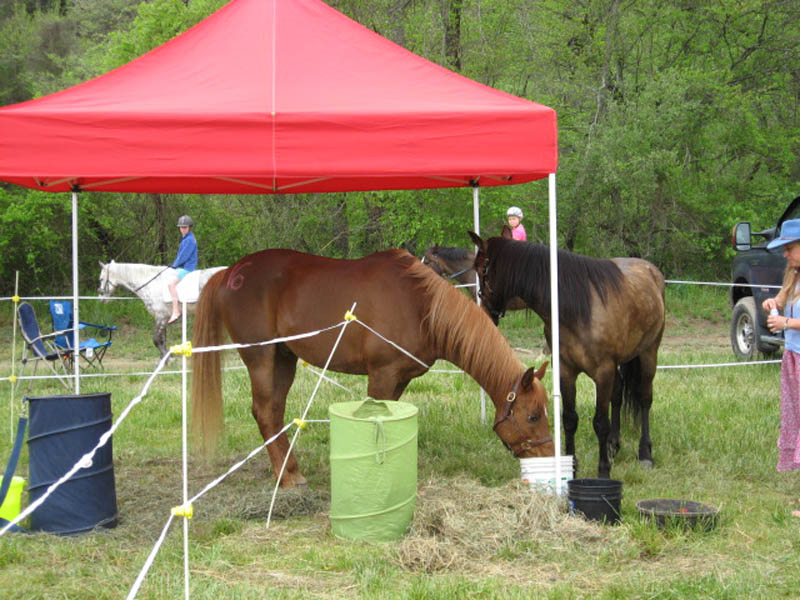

520,455,573,495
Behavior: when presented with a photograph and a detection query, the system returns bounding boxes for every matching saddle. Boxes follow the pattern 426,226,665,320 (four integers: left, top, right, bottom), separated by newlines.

161,270,202,303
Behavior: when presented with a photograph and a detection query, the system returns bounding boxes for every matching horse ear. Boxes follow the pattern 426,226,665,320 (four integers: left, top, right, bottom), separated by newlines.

534,361,549,380
521,361,549,390
99,261,105,268
501,225,513,239
468,231,486,251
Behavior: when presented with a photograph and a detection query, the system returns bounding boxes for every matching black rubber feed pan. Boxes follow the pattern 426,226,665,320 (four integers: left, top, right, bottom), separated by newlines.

636,498,719,531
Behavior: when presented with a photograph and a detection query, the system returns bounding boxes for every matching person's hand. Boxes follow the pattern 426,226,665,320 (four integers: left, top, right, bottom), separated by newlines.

767,313,788,334
763,297,778,312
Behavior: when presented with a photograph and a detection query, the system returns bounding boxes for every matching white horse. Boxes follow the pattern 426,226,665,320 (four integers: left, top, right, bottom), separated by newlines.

98,261,227,358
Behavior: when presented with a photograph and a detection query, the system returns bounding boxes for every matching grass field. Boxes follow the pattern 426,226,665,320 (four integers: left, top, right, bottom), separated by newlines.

1,284,799,599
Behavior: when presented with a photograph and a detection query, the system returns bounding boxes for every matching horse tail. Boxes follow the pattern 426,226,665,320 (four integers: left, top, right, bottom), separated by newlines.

620,357,643,423
191,269,227,456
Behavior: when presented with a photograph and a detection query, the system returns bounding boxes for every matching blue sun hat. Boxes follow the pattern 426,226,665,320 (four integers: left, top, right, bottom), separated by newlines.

767,219,800,251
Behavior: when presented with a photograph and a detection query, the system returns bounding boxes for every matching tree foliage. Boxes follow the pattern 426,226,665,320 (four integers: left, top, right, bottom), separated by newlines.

0,0,797,295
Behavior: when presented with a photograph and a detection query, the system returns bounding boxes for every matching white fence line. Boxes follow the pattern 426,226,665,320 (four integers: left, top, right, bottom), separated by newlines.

0,278,786,598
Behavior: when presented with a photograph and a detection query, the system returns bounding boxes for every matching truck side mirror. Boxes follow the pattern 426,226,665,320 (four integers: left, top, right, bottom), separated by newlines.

733,222,751,251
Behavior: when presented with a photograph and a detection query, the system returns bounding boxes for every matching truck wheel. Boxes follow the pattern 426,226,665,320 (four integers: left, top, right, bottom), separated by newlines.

731,297,758,361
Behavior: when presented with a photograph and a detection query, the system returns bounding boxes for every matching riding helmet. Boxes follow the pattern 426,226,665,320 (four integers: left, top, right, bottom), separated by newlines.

506,206,523,219
177,215,194,228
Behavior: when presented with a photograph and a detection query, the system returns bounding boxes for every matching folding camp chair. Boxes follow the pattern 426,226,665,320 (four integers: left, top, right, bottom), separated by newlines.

17,302,70,389
49,300,117,370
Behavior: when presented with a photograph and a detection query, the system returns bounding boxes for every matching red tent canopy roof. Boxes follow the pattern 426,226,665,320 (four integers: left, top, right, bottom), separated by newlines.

0,0,557,194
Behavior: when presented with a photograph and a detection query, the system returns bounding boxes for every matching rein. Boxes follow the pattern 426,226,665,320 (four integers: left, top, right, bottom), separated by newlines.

492,373,552,457
446,266,472,279
131,266,170,293
421,254,472,280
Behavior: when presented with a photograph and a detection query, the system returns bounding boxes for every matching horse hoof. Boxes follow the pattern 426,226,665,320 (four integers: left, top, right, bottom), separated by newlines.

278,477,308,491
639,459,654,469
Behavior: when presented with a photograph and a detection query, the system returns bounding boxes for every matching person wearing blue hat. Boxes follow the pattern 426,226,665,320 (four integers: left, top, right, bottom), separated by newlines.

762,218,800,496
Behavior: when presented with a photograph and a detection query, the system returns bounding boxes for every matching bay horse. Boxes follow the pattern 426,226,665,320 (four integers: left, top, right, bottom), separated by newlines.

469,228,665,478
421,246,526,310
192,248,554,488
97,261,226,357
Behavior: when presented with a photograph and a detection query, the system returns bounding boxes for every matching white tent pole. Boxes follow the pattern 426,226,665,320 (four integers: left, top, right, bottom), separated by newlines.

548,173,562,493
472,185,486,424
72,189,80,394
10,272,19,441
180,304,190,600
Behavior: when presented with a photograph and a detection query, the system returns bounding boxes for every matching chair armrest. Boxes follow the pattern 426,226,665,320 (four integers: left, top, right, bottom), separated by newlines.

37,329,70,343
78,321,118,331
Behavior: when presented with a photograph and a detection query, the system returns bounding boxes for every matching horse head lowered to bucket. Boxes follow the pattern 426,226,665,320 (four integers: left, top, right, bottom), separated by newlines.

191,248,555,489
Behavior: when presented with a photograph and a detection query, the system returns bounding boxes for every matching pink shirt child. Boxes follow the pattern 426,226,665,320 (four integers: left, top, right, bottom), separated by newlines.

511,223,527,241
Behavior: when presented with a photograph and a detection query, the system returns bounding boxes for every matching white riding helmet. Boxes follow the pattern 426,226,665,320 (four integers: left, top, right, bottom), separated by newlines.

177,215,194,228
506,206,523,219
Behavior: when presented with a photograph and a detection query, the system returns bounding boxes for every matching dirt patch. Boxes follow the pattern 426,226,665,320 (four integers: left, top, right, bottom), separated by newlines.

661,317,730,353
510,317,732,361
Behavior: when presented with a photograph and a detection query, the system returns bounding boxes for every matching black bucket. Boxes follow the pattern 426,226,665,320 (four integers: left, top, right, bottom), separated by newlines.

568,478,623,525
26,393,118,535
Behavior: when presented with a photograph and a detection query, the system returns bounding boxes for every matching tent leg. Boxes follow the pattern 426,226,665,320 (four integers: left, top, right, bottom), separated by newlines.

72,189,80,395
472,185,486,425
547,173,563,493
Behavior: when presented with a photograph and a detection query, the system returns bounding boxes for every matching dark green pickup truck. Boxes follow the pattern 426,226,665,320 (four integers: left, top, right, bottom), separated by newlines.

730,196,800,360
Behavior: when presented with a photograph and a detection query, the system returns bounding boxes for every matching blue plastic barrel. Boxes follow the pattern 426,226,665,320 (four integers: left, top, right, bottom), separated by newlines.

26,393,118,535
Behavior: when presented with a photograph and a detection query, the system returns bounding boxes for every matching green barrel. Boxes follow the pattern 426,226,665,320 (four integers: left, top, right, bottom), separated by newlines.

329,400,418,542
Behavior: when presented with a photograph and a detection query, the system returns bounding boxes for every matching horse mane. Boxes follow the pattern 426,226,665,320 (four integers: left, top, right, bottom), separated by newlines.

397,251,523,393
486,238,624,326
108,262,170,296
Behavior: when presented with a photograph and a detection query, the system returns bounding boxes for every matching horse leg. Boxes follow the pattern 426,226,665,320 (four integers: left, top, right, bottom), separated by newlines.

592,365,616,478
560,373,579,477
636,351,658,469
153,320,168,358
244,344,305,488
608,367,623,461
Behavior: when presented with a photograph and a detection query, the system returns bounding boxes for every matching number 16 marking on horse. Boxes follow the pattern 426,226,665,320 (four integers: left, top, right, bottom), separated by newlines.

191,248,555,488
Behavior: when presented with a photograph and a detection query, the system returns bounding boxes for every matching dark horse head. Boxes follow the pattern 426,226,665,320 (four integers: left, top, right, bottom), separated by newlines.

421,245,474,277
468,227,624,326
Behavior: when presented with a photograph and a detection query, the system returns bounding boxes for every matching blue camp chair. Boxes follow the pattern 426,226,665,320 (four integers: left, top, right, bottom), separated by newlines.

17,302,70,389
49,300,117,370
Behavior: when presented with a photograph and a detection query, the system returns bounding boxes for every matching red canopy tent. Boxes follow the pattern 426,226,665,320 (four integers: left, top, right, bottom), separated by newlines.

0,0,556,194
0,0,564,476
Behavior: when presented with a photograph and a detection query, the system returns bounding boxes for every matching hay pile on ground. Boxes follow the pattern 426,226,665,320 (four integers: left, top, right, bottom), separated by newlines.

395,478,620,573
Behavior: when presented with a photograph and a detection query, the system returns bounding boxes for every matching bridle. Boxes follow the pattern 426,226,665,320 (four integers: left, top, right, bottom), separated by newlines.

422,253,472,281
476,255,506,324
420,254,444,276
492,374,553,457
99,267,113,297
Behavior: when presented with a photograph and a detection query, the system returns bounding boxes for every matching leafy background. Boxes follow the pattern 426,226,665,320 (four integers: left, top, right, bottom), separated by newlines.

0,0,798,295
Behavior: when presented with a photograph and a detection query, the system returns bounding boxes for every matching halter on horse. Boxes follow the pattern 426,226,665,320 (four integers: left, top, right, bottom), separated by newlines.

191,248,554,488
470,227,665,478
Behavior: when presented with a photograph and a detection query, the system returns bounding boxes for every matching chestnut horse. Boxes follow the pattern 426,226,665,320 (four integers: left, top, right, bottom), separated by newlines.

192,248,554,488
469,228,665,478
